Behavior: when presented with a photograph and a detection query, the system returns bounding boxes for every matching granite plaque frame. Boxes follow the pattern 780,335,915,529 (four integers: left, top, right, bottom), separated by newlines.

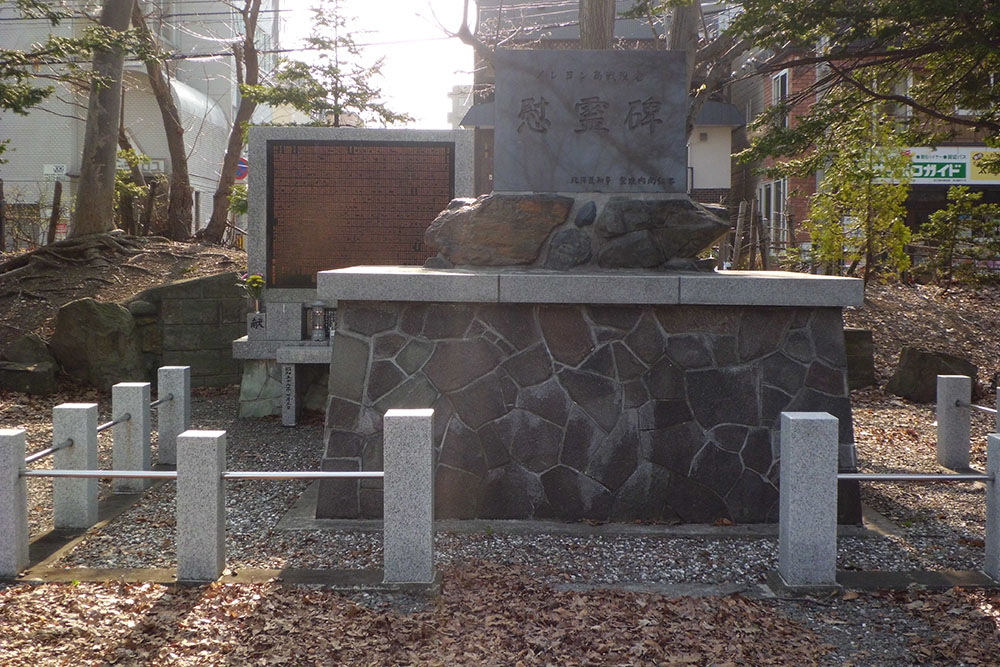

267,141,454,288
493,49,687,194
246,127,475,306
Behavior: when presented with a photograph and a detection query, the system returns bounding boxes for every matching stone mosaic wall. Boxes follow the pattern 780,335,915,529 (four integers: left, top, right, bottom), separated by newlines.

318,302,861,523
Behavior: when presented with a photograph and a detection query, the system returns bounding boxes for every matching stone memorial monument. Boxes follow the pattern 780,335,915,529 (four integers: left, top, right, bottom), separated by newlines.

315,50,863,524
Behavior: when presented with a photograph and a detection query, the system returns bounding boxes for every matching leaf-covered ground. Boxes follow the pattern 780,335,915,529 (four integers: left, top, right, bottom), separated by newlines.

0,562,832,666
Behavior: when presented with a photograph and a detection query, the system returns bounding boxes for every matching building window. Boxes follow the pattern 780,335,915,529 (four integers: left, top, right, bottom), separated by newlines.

771,70,789,127
758,179,789,250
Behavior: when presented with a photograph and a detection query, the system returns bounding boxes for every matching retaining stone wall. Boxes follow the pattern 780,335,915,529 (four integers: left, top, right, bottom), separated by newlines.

127,272,246,387
319,301,862,523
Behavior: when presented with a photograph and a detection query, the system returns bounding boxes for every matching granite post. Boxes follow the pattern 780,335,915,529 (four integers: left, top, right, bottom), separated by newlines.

382,409,435,585
778,412,839,587
157,366,191,466
281,363,300,427
176,429,226,583
995,390,999,434
112,382,151,493
0,429,29,578
985,434,1000,580
937,375,972,470
52,403,98,530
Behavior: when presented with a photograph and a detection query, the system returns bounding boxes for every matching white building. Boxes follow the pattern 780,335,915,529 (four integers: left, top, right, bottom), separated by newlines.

0,0,280,247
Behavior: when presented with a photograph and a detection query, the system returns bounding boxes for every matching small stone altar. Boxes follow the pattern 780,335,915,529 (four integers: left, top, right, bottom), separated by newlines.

314,49,863,524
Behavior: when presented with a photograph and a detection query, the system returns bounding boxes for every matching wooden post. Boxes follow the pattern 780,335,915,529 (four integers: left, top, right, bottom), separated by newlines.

732,201,747,269
46,180,62,245
755,210,770,270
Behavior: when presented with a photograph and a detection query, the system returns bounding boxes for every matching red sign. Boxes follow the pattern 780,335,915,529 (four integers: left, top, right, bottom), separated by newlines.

235,157,249,180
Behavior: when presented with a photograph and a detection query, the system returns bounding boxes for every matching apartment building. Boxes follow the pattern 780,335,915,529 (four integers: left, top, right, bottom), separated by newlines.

0,0,280,248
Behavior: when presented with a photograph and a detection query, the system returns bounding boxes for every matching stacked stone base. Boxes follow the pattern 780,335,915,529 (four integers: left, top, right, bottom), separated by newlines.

318,298,861,524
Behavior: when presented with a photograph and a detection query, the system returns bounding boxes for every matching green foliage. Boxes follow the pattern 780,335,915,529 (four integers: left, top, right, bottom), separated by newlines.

229,184,249,216
242,1,411,127
918,186,1000,284
768,105,913,282
113,149,151,227
731,0,1000,163
1,3,150,160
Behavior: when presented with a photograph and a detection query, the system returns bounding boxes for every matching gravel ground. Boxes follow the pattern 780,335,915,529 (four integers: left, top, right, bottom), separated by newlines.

10,384,1000,665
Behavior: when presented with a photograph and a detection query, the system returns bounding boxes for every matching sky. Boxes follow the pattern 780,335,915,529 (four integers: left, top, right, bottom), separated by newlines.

281,1,476,129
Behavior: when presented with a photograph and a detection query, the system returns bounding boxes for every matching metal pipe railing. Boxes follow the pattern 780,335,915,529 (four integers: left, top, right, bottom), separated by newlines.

96,413,131,434
20,470,384,481
839,472,991,482
222,471,385,480
149,393,174,408
22,469,179,479
958,399,999,415
24,438,73,465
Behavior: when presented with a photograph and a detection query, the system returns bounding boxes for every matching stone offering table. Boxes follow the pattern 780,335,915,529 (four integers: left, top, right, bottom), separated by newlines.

315,267,864,524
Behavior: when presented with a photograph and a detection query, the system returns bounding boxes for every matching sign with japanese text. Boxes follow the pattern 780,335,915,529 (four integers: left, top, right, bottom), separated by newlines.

493,49,688,193
904,147,1000,184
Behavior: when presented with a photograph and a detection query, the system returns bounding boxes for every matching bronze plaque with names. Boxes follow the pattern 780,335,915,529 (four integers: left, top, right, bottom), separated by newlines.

267,140,455,287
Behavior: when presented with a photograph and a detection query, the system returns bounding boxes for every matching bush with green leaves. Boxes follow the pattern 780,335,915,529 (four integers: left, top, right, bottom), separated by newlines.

918,186,1000,284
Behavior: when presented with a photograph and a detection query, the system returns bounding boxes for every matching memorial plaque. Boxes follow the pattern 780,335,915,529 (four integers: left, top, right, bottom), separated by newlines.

493,49,688,194
266,140,455,287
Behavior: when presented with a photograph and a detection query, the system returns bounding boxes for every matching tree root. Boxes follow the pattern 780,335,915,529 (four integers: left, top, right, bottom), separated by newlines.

0,232,152,279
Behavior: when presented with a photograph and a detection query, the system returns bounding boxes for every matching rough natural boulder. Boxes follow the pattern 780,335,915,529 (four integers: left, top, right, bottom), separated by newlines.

885,347,977,403
0,361,57,395
49,298,143,391
424,194,730,271
425,194,573,266
594,198,730,267
0,332,58,395
2,332,55,365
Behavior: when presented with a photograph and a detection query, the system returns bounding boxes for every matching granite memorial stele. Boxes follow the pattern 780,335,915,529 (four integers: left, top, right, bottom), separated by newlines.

314,49,864,525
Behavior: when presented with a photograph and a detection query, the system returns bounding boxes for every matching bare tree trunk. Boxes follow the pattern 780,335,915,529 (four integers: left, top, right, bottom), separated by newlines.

141,179,158,236
132,2,192,240
201,0,262,244
0,179,5,252
579,0,615,49
47,180,62,244
71,0,134,238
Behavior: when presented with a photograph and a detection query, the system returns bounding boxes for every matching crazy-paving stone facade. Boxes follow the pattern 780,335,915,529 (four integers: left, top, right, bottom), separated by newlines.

318,302,861,524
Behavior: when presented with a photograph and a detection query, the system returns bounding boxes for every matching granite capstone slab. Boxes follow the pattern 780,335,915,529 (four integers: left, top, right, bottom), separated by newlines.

317,267,863,307
493,49,687,193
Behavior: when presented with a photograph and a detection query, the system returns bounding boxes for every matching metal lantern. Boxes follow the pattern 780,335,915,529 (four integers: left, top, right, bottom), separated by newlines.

310,301,327,341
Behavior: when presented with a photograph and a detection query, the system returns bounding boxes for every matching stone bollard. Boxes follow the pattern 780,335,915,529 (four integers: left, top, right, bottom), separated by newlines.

53,403,98,530
112,382,151,493
176,429,226,583
778,412,839,588
937,375,972,470
985,434,1000,580
382,409,435,585
0,429,29,578
157,366,191,466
